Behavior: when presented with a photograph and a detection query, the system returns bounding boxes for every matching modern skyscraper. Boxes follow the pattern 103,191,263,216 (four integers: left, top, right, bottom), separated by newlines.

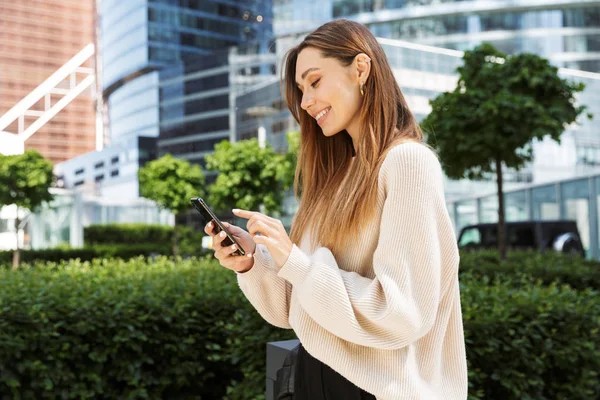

0,0,97,164
56,0,274,198
275,0,600,74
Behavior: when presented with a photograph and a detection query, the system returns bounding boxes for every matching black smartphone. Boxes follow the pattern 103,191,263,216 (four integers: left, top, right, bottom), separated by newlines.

190,197,246,256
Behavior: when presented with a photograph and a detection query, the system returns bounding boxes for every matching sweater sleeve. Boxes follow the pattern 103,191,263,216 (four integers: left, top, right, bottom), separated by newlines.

236,243,292,329
277,143,456,349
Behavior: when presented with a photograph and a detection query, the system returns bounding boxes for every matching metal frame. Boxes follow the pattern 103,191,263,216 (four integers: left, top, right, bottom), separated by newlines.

0,44,95,147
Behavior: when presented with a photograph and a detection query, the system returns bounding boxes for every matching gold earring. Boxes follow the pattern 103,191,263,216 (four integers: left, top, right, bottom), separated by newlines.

360,82,365,96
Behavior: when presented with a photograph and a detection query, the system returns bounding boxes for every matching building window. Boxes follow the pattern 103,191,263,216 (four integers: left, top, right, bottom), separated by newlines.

95,174,104,182
95,161,104,169
74,180,84,186
75,168,84,175
111,169,119,177
111,156,119,164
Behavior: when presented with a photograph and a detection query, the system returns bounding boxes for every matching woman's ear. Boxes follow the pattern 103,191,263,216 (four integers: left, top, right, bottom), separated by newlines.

354,53,372,84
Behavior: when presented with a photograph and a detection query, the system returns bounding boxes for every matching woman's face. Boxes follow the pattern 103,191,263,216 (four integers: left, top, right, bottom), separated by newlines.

295,47,366,139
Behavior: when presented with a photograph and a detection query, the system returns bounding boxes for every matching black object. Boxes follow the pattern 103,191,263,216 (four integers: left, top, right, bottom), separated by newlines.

457,220,585,257
273,344,299,399
294,344,376,400
267,340,301,400
190,197,245,256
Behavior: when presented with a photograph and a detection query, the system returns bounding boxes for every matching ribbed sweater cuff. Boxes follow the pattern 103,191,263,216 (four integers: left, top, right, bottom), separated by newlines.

277,244,311,285
236,244,271,284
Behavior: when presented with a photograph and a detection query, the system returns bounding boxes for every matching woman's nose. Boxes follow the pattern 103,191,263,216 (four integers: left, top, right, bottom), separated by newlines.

301,94,315,110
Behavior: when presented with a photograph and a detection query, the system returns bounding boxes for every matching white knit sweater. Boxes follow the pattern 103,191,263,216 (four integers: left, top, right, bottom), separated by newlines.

237,142,468,399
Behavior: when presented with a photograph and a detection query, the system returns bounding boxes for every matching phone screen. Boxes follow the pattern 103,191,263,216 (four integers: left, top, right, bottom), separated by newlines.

190,197,245,256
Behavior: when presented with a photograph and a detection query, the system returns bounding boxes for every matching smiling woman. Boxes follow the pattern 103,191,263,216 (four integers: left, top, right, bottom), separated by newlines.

205,19,468,400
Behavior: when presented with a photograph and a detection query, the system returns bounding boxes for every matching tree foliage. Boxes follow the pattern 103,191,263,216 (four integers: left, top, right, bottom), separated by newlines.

205,138,288,216
138,154,205,256
421,43,590,258
0,150,54,268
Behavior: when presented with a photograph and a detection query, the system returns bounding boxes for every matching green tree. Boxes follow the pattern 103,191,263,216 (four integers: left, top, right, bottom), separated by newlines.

421,43,591,259
0,150,54,268
205,138,286,217
138,154,205,257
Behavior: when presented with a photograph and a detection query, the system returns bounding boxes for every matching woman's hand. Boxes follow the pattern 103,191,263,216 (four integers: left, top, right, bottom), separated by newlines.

204,221,256,273
232,209,293,269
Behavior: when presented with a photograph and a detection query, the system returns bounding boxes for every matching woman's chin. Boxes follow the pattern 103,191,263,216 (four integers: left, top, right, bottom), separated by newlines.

321,128,337,137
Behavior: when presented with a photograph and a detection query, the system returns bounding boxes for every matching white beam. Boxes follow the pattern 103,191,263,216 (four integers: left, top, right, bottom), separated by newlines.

0,43,95,132
18,75,95,142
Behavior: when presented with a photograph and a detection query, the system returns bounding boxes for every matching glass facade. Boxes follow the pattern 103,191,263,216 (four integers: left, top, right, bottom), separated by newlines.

100,0,150,90
28,189,173,249
449,173,600,259
94,0,274,196
273,1,600,74
368,5,600,73
101,0,274,145
101,0,273,89
235,80,294,153
157,41,278,169
108,72,160,144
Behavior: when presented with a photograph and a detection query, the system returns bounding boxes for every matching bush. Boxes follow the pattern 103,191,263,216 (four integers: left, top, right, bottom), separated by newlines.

0,244,173,267
459,250,600,291
0,255,597,399
84,224,173,245
84,223,206,257
462,271,600,400
0,257,293,399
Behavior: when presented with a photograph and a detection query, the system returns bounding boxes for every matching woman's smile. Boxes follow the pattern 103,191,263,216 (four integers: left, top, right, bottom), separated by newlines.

316,107,331,126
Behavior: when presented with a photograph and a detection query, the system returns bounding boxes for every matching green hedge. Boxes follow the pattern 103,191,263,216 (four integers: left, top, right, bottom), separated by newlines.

0,244,173,267
461,271,599,399
0,224,208,266
84,223,206,258
0,253,597,399
459,249,600,291
84,224,174,245
0,257,294,399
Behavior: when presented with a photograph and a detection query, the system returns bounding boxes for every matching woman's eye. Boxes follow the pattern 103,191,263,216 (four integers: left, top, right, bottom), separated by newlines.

311,78,321,88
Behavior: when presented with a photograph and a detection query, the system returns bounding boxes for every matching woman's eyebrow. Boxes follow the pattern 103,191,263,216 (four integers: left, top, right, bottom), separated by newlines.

296,67,321,87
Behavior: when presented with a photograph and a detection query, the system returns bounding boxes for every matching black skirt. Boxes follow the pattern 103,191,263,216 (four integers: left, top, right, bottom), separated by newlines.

294,344,376,400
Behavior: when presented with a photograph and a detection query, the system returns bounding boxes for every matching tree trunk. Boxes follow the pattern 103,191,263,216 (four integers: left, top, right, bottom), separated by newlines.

12,208,20,269
495,158,507,261
172,222,180,258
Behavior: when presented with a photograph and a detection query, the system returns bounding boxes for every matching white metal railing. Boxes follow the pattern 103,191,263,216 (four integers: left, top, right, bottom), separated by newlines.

0,43,95,147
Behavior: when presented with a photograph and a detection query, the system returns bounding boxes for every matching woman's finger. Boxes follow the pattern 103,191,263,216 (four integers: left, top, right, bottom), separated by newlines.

246,215,279,236
212,230,228,251
204,221,215,236
215,241,241,260
248,220,277,238
253,234,275,248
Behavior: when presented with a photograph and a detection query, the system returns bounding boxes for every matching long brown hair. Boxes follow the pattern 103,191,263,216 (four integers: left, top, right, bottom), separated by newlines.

282,19,423,254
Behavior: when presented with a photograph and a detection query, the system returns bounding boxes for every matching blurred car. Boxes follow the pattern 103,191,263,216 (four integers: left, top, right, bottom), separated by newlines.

457,220,585,257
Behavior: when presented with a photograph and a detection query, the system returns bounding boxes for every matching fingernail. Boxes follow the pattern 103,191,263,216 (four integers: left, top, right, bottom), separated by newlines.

231,245,237,250
220,232,225,238
207,222,212,228
232,209,239,213
247,253,253,258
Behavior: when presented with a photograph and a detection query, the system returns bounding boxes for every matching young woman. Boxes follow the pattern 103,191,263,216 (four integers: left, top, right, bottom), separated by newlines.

204,19,468,400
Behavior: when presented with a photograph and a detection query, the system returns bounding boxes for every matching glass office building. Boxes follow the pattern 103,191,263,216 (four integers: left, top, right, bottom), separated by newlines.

101,0,273,91
274,0,600,73
57,0,274,199
449,172,600,259
157,41,278,171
